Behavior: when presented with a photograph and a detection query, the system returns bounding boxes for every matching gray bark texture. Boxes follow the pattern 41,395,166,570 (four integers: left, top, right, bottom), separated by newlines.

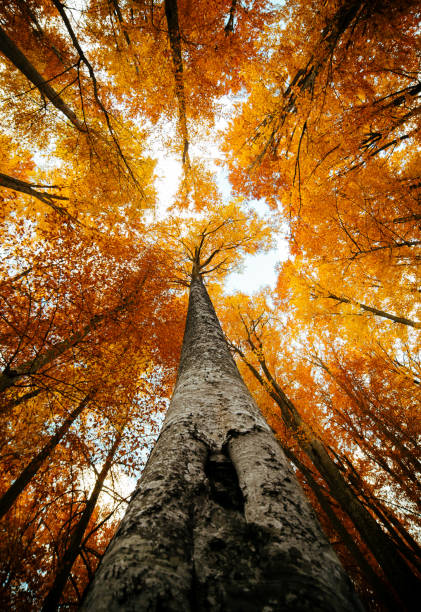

81,275,362,611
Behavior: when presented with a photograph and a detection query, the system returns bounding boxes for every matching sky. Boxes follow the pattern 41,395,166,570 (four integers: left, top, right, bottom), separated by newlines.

225,235,289,292
152,138,290,295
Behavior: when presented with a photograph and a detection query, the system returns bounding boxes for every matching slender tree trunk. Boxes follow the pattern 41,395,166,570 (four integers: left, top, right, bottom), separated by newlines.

282,446,394,609
42,431,121,611
349,478,421,572
331,404,421,504
237,346,421,608
81,274,362,611
164,0,190,166
0,283,143,394
0,26,86,132
0,394,91,518
110,0,141,75
324,292,421,328
224,0,238,33
320,361,421,480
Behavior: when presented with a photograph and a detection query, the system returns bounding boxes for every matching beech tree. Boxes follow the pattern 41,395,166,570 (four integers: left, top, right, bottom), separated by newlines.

81,244,362,611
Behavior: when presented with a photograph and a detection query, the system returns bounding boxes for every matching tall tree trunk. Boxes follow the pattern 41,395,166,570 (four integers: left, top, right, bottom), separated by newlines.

0,394,92,518
42,431,121,611
0,26,86,132
81,274,362,611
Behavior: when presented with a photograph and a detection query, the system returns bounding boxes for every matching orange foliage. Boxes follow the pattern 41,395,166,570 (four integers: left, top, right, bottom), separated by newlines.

1,0,420,608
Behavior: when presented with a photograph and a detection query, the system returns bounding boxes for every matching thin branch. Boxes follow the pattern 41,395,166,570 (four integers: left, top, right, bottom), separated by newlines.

0,26,86,131
0,172,78,222
51,0,142,190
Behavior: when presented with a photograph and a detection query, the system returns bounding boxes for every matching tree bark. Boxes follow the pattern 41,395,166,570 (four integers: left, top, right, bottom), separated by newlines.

0,26,86,132
42,430,121,611
0,394,91,518
81,274,362,611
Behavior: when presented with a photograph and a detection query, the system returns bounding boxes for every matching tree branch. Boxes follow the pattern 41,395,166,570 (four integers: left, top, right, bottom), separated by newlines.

0,26,86,132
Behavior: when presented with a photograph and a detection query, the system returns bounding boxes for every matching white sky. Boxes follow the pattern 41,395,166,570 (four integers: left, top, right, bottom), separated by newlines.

152,144,290,295
225,235,289,293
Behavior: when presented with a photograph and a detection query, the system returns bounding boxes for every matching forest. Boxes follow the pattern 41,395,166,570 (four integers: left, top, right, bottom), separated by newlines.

0,0,420,610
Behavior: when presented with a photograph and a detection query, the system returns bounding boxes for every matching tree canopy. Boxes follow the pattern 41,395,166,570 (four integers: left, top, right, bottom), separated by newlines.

0,1,420,609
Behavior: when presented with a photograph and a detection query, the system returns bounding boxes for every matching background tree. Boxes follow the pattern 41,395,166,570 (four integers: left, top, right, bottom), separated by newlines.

220,289,421,609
